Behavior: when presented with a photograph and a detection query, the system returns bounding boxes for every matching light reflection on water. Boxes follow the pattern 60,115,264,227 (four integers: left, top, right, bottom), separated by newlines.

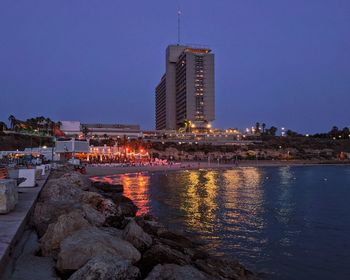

93,166,350,280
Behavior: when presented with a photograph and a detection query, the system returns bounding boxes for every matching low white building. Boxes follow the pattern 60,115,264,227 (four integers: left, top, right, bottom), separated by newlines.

59,121,142,139
82,123,141,138
60,121,81,136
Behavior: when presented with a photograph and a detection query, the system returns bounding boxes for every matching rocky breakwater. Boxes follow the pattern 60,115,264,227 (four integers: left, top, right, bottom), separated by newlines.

32,168,255,280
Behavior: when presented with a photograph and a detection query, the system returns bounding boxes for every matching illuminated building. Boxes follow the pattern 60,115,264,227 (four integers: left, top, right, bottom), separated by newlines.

155,45,215,130
60,121,141,138
81,123,141,138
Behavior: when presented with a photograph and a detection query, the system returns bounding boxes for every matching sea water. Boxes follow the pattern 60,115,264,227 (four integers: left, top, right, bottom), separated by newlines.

99,166,350,280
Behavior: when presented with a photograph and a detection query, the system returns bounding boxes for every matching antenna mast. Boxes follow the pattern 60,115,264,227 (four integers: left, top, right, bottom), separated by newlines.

177,9,181,45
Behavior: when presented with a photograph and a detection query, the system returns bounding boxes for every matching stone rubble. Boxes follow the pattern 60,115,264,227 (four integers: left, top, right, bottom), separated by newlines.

30,168,255,280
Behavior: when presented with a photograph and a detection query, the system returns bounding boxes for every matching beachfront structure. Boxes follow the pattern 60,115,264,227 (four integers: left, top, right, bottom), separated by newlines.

55,138,90,161
60,121,81,136
155,45,215,130
0,147,57,161
87,145,149,162
60,121,142,138
82,123,141,138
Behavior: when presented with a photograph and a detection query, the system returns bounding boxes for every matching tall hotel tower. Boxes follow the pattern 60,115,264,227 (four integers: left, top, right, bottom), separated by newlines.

155,45,215,130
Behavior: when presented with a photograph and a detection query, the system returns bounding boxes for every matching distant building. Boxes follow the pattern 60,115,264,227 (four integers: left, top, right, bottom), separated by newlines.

155,45,215,130
60,121,81,136
55,139,90,153
60,121,142,138
55,138,90,161
82,123,141,138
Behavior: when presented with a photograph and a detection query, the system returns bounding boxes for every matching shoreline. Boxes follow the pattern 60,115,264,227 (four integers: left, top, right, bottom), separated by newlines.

86,160,350,177
5,168,255,280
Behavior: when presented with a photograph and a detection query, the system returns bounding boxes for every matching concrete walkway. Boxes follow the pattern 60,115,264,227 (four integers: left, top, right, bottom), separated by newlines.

0,173,49,277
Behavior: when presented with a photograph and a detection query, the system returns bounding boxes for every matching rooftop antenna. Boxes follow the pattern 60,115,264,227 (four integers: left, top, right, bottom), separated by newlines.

177,8,181,45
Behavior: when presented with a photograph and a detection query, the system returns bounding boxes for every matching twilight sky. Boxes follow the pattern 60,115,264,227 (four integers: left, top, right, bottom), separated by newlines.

0,0,349,133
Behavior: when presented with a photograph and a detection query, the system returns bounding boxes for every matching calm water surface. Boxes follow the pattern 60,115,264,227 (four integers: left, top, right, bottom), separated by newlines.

94,166,350,280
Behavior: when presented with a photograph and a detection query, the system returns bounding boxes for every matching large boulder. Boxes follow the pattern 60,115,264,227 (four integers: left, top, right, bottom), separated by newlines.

56,227,141,274
138,243,191,276
32,201,82,237
68,255,140,280
117,195,138,217
32,201,105,237
145,264,211,280
39,178,82,203
81,204,105,226
92,181,124,193
193,257,255,280
79,191,121,218
104,214,128,229
135,217,166,237
40,210,91,258
0,179,18,214
123,219,152,252
60,172,90,191
157,230,195,254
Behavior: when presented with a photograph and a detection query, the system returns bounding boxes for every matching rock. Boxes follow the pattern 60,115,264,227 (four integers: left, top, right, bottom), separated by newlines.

119,201,138,217
104,215,128,229
0,179,18,214
32,200,104,237
68,255,140,280
122,219,152,252
40,178,82,203
135,218,166,237
138,244,191,276
33,201,82,237
79,191,121,218
104,194,138,217
92,181,124,193
157,230,194,252
99,227,123,239
117,196,138,217
194,256,255,280
81,204,105,226
56,227,141,274
40,210,91,258
61,172,90,191
145,264,211,280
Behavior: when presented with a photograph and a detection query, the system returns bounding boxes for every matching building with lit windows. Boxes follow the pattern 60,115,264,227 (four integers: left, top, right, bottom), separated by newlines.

59,121,141,138
155,45,215,130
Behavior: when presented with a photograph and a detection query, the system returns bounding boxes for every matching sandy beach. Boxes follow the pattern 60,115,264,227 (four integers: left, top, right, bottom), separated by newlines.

85,160,350,177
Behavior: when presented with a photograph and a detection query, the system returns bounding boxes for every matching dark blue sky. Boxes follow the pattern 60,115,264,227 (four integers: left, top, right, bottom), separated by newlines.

1,0,349,133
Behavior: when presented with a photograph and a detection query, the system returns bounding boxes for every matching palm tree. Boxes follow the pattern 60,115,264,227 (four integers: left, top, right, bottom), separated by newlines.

82,127,90,138
45,117,53,134
8,115,16,130
268,126,277,136
329,126,339,138
179,119,191,133
255,122,260,134
0,121,7,131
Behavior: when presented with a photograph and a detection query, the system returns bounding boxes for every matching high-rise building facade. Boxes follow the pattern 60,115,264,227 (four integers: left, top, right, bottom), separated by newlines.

155,45,215,130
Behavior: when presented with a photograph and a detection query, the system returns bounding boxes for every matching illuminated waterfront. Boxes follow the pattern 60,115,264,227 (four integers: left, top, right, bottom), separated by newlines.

94,166,350,280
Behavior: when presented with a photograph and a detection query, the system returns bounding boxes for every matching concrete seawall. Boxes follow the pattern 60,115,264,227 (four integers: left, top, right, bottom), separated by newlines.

0,173,50,278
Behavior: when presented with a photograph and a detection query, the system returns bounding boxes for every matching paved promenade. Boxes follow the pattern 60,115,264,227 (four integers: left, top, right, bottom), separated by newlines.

0,173,49,277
